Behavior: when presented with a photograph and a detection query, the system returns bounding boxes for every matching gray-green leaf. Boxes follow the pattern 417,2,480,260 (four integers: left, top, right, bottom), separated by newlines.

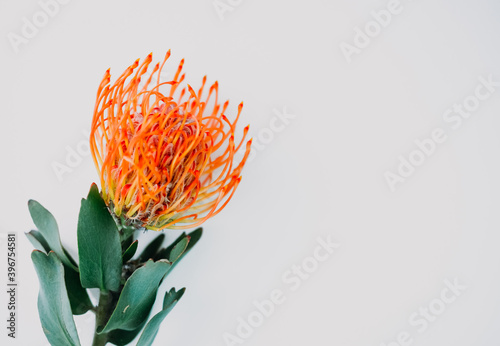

136,288,186,346
169,236,190,263
26,231,92,315
31,251,81,346
26,230,50,254
99,260,172,333
28,200,78,271
156,228,202,264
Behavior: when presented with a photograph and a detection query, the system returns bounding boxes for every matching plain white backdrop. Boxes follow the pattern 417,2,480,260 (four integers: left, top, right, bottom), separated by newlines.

2,0,500,345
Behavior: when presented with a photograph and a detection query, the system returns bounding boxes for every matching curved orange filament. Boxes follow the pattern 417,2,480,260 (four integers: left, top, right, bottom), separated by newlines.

90,52,251,230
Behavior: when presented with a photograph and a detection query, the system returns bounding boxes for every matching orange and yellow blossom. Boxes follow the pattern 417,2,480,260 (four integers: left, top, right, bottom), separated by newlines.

90,52,251,230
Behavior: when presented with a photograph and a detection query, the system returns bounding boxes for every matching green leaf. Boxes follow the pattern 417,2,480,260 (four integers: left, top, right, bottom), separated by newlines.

168,228,202,276
139,234,165,261
64,265,93,315
156,228,203,262
169,236,190,263
162,287,185,308
99,260,172,333
107,323,148,346
155,232,186,261
26,231,92,314
78,183,122,291
123,240,139,263
26,230,50,253
28,200,78,271
169,228,203,272
136,288,186,346
185,228,202,252
31,251,81,346
63,247,78,268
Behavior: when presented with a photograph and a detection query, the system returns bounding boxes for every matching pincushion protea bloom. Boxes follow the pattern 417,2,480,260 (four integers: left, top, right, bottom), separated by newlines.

90,51,252,231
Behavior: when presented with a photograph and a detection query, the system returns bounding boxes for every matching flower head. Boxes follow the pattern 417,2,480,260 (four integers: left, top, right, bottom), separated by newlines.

90,52,251,230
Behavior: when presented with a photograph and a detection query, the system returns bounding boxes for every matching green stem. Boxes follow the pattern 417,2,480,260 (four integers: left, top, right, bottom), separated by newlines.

92,290,114,346
92,332,107,346
119,225,136,252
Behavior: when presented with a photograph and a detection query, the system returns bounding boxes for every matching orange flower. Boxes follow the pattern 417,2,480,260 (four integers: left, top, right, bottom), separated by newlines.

90,52,251,230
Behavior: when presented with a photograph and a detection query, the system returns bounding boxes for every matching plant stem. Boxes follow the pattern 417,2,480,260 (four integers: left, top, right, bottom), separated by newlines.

92,332,107,346
119,225,136,252
92,290,114,346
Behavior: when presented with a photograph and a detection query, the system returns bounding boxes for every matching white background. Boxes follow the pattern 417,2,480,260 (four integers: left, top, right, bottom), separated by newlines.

2,0,500,345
